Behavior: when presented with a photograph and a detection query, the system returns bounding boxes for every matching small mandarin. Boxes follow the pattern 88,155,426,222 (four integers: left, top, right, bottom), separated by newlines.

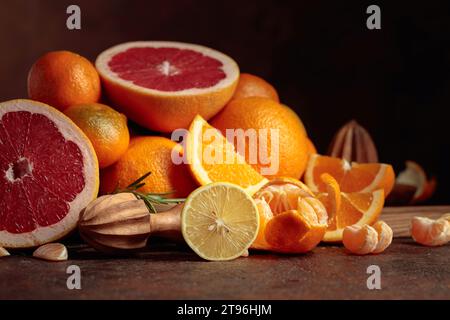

232,73,279,102
28,51,101,111
64,103,130,168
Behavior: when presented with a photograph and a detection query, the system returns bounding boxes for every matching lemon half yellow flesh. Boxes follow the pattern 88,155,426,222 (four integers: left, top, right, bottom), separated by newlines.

181,183,259,261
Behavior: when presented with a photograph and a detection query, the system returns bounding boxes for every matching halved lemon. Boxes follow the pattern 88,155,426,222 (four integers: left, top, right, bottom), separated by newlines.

181,182,259,261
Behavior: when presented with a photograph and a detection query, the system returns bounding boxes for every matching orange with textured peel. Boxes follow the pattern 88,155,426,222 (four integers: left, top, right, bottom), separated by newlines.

64,103,130,168
232,73,279,102
28,51,101,111
100,136,196,198
211,97,308,179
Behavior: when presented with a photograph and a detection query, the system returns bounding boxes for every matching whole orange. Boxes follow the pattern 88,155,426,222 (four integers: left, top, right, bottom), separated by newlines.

232,73,279,102
211,97,308,179
306,138,317,156
100,136,197,198
64,103,130,169
28,51,101,111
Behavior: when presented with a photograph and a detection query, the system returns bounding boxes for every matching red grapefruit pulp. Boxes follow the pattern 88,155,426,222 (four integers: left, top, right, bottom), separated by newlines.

0,100,99,248
96,41,240,132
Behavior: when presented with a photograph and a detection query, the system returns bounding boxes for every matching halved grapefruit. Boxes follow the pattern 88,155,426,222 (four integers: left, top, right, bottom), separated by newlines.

96,41,240,132
0,99,99,248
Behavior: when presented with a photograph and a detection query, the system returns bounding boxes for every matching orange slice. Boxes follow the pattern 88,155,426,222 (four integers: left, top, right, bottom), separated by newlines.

305,154,395,196
317,174,385,242
251,178,328,253
187,115,268,195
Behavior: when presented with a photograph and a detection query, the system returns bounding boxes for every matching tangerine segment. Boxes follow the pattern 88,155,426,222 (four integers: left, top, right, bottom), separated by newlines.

181,183,259,261
318,189,385,242
252,199,273,249
320,173,341,228
187,115,268,195
342,225,378,255
305,154,395,196
372,221,393,253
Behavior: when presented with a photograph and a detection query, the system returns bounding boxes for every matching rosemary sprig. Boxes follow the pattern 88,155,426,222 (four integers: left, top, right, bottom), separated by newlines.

112,171,185,213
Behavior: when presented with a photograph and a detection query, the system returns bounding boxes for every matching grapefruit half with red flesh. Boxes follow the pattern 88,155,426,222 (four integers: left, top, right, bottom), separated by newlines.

96,41,240,132
0,99,99,248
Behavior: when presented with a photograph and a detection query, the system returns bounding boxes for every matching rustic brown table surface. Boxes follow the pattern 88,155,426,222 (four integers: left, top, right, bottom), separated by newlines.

1,207,449,300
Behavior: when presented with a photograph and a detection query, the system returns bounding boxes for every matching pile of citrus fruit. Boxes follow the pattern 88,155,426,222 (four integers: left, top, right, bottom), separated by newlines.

0,41,396,261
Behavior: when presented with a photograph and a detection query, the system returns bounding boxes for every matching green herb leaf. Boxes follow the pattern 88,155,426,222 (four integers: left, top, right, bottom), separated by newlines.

111,171,185,214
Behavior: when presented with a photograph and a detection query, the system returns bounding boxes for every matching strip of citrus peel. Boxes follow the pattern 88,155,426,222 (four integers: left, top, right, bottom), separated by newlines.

181,182,259,261
320,173,341,230
186,115,268,196
305,154,395,196
317,174,385,242
251,178,328,253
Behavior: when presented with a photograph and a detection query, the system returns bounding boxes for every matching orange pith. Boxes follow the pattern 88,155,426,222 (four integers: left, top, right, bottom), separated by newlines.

317,174,385,242
305,154,395,196
187,115,268,195
251,178,328,253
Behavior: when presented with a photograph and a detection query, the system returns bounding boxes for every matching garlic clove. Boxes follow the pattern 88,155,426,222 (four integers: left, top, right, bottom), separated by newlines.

33,243,68,261
372,221,393,253
342,224,378,255
0,247,10,257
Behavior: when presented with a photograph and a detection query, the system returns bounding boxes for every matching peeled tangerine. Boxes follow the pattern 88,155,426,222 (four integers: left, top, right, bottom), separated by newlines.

411,214,450,247
251,178,328,253
342,221,393,255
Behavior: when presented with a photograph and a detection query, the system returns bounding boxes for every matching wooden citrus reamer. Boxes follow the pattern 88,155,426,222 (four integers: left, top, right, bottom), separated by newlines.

78,193,184,253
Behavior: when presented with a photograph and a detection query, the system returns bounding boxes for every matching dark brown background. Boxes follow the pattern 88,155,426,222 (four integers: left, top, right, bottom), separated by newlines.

0,0,449,202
